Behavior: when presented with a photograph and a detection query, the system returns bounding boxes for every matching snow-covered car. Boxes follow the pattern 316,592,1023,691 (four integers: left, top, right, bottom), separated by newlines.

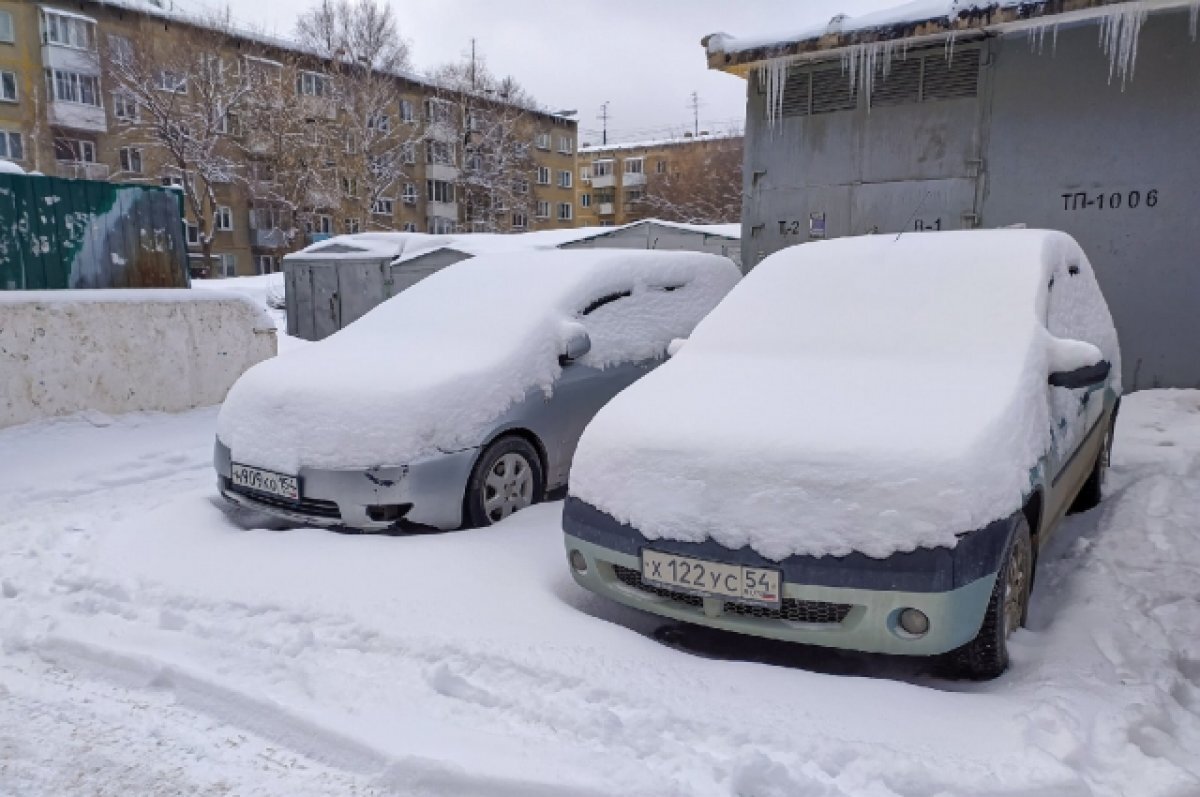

215,249,740,531
563,230,1121,679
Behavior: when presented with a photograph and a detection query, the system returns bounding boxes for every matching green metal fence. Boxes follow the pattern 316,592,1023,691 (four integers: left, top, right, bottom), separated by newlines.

0,173,189,290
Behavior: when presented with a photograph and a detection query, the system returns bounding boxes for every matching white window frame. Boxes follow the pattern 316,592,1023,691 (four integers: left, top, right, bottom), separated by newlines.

656,158,668,174
579,165,592,182
0,130,23,161
593,159,613,177
219,253,237,277
556,136,573,154
402,222,417,232
424,97,453,125
371,197,395,215
511,212,527,230
344,217,361,234
557,170,572,189
428,216,455,235
401,142,416,165
118,146,142,174
42,10,96,51
55,138,96,163
0,10,14,45
581,193,591,208
297,70,329,97
536,166,550,185
426,140,455,166
427,179,455,204
154,69,187,95
401,183,418,205
514,178,529,195
184,220,200,247
113,92,139,122
215,205,233,232
624,157,644,175
255,255,275,275
0,71,16,103
161,174,185,189
399,98,415,123
534,132,550,150
557,202,573,222
47,69,101,106
535,200,550,219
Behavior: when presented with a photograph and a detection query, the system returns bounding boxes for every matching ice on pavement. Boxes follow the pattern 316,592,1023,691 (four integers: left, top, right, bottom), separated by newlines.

570,230,1119,559
216,250,739,474
0,391,1198,794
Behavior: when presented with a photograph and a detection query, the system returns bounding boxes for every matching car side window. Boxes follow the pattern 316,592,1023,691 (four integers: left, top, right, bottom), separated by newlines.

575,282,693,368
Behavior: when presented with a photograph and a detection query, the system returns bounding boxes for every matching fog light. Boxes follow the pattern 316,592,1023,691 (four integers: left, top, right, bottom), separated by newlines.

899,608,930,637
568,549,588,574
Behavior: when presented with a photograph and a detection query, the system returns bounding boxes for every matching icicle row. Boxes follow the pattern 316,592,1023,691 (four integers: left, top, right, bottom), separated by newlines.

1098,1,1149,88
1190,0,1200,41
759,58,789,132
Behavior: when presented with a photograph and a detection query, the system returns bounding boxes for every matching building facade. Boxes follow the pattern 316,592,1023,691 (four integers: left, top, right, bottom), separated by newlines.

707,0,1200,390
575,133,742,227
0,0,578,277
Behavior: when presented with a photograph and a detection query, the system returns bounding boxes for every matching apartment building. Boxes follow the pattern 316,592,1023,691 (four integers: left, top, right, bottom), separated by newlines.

576,132,742,227
0,1,577,277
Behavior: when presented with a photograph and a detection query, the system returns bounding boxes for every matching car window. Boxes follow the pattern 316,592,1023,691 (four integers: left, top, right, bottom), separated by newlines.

575,282,695,368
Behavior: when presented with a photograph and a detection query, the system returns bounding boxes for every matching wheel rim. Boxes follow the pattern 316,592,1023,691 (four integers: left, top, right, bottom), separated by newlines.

1002,534,1031,639
482,452,534,523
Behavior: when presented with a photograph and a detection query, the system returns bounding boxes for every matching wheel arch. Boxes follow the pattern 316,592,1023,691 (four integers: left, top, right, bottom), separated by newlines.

482,426,550,482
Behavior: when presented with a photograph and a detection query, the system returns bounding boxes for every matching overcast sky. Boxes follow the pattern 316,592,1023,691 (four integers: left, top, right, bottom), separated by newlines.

200,0,896,145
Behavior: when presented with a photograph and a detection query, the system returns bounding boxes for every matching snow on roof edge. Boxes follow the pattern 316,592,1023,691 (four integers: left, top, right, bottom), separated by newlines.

581,132,742,154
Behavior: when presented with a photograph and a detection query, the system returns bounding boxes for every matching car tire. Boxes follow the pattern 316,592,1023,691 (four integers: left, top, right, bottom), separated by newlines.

949,513,1033,680
1071,418,1114,514
464,436,544,528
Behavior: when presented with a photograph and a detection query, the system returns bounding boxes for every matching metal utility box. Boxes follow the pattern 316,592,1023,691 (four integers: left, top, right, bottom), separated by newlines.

735,6,1200,390
0,173,188,290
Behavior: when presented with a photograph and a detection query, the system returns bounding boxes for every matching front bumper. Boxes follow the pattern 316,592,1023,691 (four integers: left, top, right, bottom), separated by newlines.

563,498,1013,656
214,439,478,531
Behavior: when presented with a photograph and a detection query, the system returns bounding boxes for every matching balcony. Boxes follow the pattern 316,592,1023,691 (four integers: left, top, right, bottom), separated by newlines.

48,101,107,133
56,161,110,181
622,172,646,187
597,202,614,216
254,228,288,249
425,163,458,182
591,174,615,189
426,201,457,220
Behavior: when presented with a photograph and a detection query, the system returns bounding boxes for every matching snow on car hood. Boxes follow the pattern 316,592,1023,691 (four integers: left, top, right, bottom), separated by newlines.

569,230,1118,560
217,250,739,473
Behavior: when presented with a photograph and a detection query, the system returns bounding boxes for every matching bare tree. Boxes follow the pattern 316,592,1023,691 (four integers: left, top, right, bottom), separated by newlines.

428,49,540,232
102,15,254,274
634,135,744,224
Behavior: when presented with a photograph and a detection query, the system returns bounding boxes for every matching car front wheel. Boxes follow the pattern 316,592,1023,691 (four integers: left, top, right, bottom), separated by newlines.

950,513,1033,680
464,436,544,528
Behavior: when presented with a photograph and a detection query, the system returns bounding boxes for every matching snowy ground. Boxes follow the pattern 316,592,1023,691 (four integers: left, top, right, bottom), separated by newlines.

1,391,1199,796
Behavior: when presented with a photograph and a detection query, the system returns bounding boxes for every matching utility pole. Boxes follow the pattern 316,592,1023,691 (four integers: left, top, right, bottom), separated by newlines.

598,101,610,146
470,38,476,91
687,91,702,136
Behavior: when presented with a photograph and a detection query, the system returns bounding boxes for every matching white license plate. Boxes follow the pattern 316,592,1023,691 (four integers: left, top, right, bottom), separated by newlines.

231,463,299,501
641,549,781,607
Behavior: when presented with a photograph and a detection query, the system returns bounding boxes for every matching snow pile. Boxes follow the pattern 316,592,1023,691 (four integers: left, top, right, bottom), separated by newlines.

217,250,739,473
190,273,303,353
570,230,1117,559
0,159,26,175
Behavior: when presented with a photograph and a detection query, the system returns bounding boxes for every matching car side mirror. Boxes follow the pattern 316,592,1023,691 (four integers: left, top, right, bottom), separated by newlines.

1049,360,1111,389
559,329,591,365
667,338,687,357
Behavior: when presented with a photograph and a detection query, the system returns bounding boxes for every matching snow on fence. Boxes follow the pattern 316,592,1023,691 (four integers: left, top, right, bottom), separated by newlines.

0,290,277,429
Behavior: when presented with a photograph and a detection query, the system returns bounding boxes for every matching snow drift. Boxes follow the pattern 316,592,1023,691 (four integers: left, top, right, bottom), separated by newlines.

569,230,1119,560
216,250,740,473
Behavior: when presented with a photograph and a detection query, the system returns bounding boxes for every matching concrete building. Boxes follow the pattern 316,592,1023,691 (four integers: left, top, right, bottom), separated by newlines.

706,0,1200,389
0,0,577,277
576,133,742,227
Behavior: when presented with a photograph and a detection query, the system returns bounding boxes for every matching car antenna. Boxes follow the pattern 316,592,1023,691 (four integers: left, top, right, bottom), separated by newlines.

896,190,933,241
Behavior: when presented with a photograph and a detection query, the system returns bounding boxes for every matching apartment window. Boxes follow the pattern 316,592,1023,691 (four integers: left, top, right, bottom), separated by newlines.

427,179,455,204
161,174,185,189
557,170,572,189
401,142,416,165
579,165,592,182
581,193,591,208
556,136,573,154
466,153,483,171
54,138,96,163
244,55,282,87
216,206,233,231
656,159,668,174
297,71,329,97
624,157,644,175
251,162,275,184
402,222,417,232
424,97,453,125
219,253,237,277
308,215,333,235
341,176,358,197
511,212,527,230
255,255,275,275
625,187,645,204
428,217,455,234
46,69,101,106
42,10,96,50
0,131,23,161
593,159,613,177
536,166,550,185
155,69,187,94
113,92,139,122
399,98,415,123
557,202,573,222
535,200,550,219
368,112,390,133
184,221,200,246
401,183,417,205
118,147,142,174
371,197,395,215
426,140,455,166
344,217,361,234
513,178,529,195
251,206,282,230
0,11,13,44
0,71,15,102
534,132,550,150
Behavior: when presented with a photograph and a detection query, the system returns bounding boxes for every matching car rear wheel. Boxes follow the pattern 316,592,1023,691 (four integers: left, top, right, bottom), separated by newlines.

1071,418,1114,513
464,436,544,528
950,513,1033,680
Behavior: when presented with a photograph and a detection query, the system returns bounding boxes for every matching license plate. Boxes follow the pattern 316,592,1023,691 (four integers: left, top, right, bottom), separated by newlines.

641,549,781,607
230,463,299,501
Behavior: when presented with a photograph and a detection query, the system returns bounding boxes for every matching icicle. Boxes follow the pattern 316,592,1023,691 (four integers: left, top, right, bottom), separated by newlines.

1052,23,1059,57
944,31,957,65
841,41,897,112
1190,0,1200,41
759,58,789,132
1097,1,1149,89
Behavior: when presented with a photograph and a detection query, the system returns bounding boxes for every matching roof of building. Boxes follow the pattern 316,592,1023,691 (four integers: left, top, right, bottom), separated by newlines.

703,0,1195,75
580,132,742,155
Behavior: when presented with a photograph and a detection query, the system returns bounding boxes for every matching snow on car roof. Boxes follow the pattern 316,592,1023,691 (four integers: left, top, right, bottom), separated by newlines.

569,230,1118,560
217,249,740,473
